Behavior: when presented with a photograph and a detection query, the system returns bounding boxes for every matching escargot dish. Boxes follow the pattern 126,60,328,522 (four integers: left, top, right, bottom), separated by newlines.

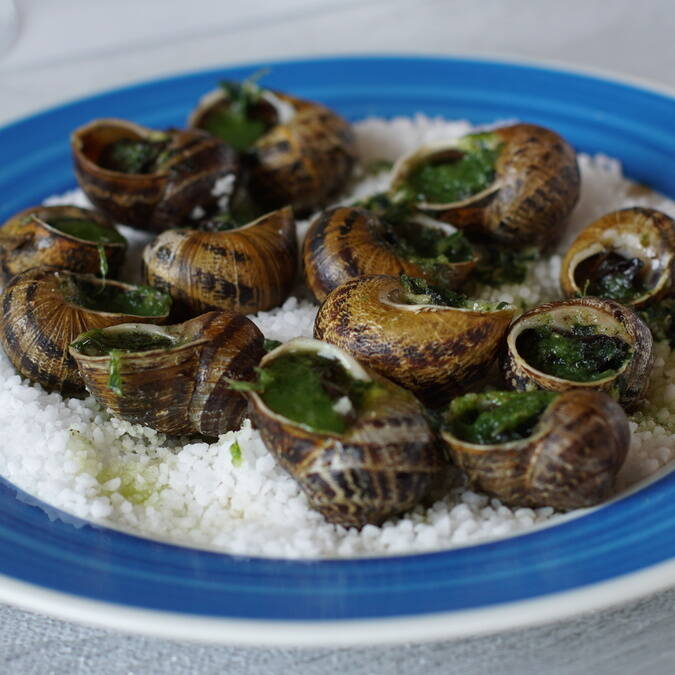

303,205,478,302
560,207,675,308
71,118,238,231
231,338,454,528
390,124,580,250
314,274,515,405
440,389,630,510
69,311,264,436
0,266,171,396
0,205,126,283
502,296,653,410
188,77,356,214
142,206,297,315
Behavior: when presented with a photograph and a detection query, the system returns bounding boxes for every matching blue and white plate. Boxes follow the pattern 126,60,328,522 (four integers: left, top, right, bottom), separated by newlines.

1,56,675,646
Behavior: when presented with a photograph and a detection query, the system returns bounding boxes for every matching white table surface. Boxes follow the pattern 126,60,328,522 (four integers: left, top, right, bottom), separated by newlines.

2,0,675,672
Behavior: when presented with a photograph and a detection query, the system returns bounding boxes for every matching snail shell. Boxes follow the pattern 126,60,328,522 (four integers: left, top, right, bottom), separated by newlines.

0,267,171,396
244,338,455,528
189,89,356,215
440,390,630,510
69,311,264,436
0,205,126,283
560,207,675,308
303,206,478,303
502,296,653,410
142,206,297,316
314,274,515,405
390,123,580,250
71,118,238,232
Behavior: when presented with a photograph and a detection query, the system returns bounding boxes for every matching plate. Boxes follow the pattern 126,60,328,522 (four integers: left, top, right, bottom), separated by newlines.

1,56,675,646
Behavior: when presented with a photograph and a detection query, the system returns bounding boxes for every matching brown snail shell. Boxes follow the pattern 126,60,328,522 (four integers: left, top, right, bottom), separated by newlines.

560,207,675,308
502,296,653,410
0,266,171,396
0,205,126,283
244,338,455,528
440,390,630,510
390,123,580,250
69,311,264,436
142,206,297,316
189,89,356,215
71,118,238,232
303,206,478,303
314,274,515,406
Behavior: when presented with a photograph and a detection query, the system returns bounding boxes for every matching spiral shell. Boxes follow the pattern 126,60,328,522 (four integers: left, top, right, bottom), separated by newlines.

303,206,478,302
440,390,630,510
314,274,515,405
189,89,356,214
69,311,264,436
244,338,455,528
0,267,171,396
502,296,653,410
71,118,238,232
142,206,297,315
390,123,580,250
560,207,675,308
0,205,126,283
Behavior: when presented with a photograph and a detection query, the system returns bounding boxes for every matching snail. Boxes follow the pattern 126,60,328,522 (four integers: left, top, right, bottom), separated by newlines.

501,296,653,410
314,274,515,405
389,124,580,250
0,266,171,396
231,338,455,528
560,207,675,308
142,206,297,316
0,205,126,283
440,389,630,510
303,205,478,303
188,78,356,214
69,311,264,436
71,118,238,232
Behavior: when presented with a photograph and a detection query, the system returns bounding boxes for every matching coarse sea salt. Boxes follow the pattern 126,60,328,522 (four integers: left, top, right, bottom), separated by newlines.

2,114,675,559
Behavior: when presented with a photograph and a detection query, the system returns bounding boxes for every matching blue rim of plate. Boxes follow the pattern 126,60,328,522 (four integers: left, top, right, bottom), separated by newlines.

1,55,675,641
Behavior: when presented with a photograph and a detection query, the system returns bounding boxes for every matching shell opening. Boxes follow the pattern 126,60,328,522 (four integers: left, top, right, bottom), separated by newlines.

70,324,177,357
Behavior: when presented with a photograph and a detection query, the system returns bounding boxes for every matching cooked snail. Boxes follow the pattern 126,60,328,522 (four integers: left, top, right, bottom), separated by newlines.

0,205,126,283
232,338,454,528
142,206,297,315
303,205,478,302
71,118,238,232
69,311,264,436
0,266,171,396
314,274,515,405
560,207,675,308
440,389,630,510
502,296,653,410
188,79,356,214
390,124,580,250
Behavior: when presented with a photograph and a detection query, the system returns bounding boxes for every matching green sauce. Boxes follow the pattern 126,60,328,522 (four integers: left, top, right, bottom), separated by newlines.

399,274,467,307
445,391,557,445
577,251,648,303
229,440,243,467
98,137,169,174
47,217,126,244
404,132,501,204
70,328,176,356
640,297,675,346
517,324,630,382
199,188,264,231
471,245,537,288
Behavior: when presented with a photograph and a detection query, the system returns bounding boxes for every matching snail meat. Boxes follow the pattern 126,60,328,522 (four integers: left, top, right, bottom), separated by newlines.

440,389,630,510
236,338,454,528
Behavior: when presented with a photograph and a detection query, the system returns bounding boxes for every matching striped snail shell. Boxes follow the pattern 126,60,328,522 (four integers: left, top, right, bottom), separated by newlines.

71,118,239,232
243,338,456,529
390,123,580,250
0,205,126,283
142,206,297,316
0,267,171,396
303,206,478,303
440,390,630,510
314,274,515,406
69,311,264,436
189,89,356,215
